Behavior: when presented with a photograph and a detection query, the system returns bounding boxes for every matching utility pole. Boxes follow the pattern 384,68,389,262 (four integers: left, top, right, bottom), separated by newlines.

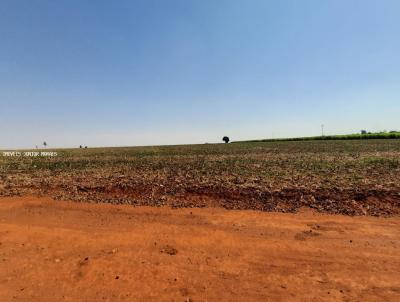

321,124,324,137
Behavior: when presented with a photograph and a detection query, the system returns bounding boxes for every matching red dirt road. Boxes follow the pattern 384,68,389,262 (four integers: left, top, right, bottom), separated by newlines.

0,197,399,302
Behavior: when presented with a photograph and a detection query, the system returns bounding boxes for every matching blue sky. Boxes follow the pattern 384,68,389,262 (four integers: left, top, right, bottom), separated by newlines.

1,0,399,148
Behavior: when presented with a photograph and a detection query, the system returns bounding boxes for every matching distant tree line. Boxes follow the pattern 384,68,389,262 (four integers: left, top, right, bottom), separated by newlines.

234,131,400,143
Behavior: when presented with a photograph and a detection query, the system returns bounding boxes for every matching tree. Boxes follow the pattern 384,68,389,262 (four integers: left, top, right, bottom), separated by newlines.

222,136,230,143
43,141,47,148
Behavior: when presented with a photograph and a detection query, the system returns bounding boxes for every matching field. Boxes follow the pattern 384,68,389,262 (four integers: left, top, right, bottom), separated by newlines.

1,139,400,216
1,140,400,301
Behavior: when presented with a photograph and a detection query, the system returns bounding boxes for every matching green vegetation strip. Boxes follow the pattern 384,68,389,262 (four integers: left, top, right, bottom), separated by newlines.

235,132,400,143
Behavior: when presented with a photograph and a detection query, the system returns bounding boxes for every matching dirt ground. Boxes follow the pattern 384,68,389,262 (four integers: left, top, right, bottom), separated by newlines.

0,197,399,302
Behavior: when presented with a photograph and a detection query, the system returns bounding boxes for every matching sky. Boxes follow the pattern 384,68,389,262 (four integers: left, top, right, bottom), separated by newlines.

0,0,399,149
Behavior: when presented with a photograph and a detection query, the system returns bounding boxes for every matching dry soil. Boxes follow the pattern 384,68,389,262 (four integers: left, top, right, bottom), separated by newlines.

0,197,399,302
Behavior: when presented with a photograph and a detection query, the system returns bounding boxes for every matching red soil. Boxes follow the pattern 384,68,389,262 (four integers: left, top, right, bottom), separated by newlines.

0,196,399,301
